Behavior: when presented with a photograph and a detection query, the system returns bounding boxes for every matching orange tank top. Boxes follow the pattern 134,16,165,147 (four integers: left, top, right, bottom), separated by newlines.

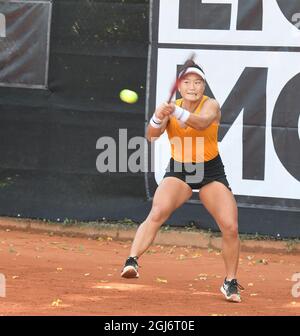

166,95,219,163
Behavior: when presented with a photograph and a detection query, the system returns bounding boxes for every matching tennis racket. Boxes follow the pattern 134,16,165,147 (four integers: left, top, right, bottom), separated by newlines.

167,52,196,103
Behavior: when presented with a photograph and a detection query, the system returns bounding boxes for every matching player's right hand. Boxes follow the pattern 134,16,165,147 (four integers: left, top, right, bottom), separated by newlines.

154,102,175,120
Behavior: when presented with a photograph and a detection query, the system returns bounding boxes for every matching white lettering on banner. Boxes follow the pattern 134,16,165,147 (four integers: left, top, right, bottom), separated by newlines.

0,13,6,37
158,0,300,47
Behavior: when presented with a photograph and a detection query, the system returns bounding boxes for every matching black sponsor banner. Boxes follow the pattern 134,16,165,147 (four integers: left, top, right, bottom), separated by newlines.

0,1,150,226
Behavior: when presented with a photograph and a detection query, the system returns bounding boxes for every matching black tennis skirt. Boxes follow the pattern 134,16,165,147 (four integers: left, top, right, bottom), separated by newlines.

163,154,231,191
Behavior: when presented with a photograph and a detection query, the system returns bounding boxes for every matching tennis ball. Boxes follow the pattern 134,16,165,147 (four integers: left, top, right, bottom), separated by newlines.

119,89,138,104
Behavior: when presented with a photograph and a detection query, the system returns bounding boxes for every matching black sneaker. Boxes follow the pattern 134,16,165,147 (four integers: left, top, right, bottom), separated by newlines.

121,256,139,278
220,278,244,303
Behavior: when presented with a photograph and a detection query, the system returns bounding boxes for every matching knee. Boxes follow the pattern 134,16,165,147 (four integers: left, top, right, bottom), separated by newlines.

149,204,171,223
221,220,239,239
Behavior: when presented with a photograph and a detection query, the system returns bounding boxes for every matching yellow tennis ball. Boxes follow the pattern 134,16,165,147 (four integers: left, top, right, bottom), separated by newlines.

119,89,138,104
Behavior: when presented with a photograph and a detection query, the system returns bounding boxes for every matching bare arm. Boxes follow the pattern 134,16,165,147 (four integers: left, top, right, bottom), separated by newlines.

146,103,173,142
146,116,169,141
184,99,220,130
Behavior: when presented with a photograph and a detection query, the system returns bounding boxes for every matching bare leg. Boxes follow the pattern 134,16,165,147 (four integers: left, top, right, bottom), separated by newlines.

130,177,192,258
199,182,240,280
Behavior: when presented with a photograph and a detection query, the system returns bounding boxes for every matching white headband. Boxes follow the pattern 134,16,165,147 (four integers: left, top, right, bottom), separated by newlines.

179,67,206,81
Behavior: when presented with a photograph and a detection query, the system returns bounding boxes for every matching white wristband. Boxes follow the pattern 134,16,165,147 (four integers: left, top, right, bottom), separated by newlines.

173,106,190,123
150,114,162,128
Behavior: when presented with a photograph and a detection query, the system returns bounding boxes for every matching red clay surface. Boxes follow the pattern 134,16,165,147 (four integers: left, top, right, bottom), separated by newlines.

0,228,299,316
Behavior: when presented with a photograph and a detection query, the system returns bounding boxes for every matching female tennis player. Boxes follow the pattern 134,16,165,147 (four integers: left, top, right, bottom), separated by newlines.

121,62,244,302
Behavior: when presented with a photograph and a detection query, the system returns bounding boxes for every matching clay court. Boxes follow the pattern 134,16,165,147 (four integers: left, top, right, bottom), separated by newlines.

0,225,299,316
